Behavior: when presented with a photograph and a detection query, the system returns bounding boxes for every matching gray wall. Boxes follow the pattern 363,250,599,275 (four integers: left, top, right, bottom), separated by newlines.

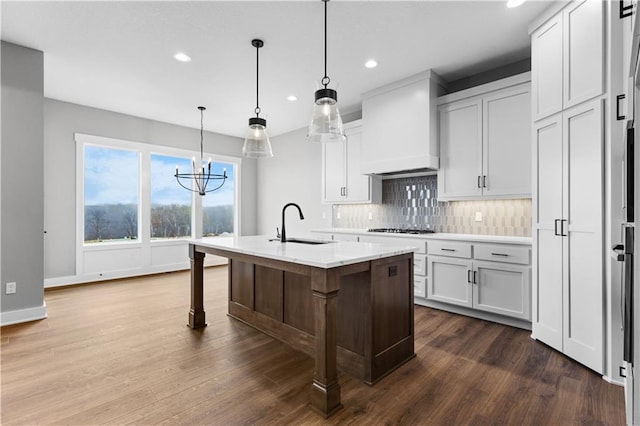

1,42,45,313
257,127,331,236
44,99,257,279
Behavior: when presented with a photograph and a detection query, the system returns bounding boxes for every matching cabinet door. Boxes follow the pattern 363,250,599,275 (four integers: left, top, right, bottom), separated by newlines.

473,261,531,320
482,85,532,197
532,114,564,352
322,140,346,203
344,125,371,202
563,0,604,109
532,13,563,120
414,276,427,299
437,99,482,199
563,99,604,374
427,256,472,307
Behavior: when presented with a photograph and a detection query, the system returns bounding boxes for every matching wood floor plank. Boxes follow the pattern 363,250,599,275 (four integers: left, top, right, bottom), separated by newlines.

0,266,625,425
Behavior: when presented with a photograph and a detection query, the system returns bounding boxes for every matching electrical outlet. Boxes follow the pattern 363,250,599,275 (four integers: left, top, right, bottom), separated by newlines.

6,282,16,295
475,211,483,222
336,212,341,219
322,212,326,220
368,212,373,220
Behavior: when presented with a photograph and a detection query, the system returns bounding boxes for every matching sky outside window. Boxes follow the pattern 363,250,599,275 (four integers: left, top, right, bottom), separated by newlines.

151,154,192,239
202,161,235,236
84,145,139,242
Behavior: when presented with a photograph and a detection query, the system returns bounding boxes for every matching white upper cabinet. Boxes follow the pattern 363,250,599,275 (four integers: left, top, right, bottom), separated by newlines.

361,70,446,175
482,85,532,197
437,74,531,201
531,0,604,121
321,120,381,204
532,14,563,120
438,99,483,199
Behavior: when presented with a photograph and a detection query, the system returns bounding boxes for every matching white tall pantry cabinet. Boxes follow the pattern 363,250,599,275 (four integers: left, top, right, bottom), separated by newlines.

531,0,613,375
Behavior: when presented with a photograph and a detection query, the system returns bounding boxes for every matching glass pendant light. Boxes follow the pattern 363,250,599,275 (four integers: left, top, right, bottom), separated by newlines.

242,39,273,158
307,0,346,143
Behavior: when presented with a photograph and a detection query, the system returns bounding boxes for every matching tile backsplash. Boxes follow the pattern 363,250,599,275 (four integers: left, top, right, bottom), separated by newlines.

332,175,531,237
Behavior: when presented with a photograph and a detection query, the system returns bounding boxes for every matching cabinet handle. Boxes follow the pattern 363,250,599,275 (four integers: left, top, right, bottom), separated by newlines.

554,219,561,236
477,176,482,188
620,0,634,18
473,271,477,284
491,252,508,257
617,94,626,120
482,176,487,188
561,219,568,237
467,270,472,283
440,248,456,252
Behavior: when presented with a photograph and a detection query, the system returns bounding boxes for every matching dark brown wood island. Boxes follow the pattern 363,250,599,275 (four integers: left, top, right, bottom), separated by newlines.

187,235,416,417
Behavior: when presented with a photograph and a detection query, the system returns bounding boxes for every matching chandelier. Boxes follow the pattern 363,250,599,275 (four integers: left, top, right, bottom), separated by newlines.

174,106,227,195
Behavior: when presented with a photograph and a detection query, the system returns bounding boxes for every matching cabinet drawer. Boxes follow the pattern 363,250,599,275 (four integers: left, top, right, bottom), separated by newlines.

474,244,530,265
414,254,427,276
414,276,426,298
427,241,472,258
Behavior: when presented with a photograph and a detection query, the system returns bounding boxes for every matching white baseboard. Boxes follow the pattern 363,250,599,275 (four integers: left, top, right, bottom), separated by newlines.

1,303,47,326
602,374,624,387
44,258,228,288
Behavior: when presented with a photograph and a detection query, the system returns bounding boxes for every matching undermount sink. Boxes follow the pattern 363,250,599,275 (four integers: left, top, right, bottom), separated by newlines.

269,238,333,245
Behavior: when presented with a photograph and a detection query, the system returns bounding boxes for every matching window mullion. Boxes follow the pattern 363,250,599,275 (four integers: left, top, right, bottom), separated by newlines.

140,151,152,244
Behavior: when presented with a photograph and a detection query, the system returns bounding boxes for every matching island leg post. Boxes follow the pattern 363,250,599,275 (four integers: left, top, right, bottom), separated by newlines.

188,244,207,329
310,269,342,417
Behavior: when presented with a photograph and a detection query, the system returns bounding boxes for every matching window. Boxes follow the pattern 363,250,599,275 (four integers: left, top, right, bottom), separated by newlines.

83,145,139,243
150,154,192,239
202,161,235,236
75,133,241,281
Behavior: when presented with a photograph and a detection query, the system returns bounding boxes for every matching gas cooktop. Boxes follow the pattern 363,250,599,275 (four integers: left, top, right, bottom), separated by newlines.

367,228,436,235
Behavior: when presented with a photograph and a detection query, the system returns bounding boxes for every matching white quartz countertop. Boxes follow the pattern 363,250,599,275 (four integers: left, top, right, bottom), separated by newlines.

188,235,418,269
311,228,532,245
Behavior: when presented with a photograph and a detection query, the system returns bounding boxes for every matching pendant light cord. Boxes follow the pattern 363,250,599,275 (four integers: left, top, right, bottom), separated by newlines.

200,107,204,162
255,43,260,117
323,0,329,88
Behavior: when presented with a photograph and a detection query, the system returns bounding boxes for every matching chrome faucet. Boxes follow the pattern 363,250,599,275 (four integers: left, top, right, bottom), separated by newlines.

281,203,304,242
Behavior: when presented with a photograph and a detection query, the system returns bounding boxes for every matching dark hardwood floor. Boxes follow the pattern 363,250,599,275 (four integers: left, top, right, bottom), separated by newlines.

1,266,625,425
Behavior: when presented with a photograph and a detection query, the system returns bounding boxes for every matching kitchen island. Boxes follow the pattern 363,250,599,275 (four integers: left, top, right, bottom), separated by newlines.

187,235,417,417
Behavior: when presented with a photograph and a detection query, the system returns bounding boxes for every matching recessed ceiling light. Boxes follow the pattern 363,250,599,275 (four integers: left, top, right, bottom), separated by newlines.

287,95,298,102
506,0,526,8
174,52,191,62
365,59,378,69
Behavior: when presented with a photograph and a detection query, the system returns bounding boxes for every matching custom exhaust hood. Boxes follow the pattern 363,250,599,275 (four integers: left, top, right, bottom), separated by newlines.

360,70,446,177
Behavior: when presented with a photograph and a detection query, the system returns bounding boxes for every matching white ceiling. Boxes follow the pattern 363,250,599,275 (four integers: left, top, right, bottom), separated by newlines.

1,0,555,138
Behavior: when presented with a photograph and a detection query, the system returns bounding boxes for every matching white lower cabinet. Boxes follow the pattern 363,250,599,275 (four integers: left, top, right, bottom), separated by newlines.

311,230,532,325
473,261,530,320
427,241,531,321
428,257,473,307
413,253,427,298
